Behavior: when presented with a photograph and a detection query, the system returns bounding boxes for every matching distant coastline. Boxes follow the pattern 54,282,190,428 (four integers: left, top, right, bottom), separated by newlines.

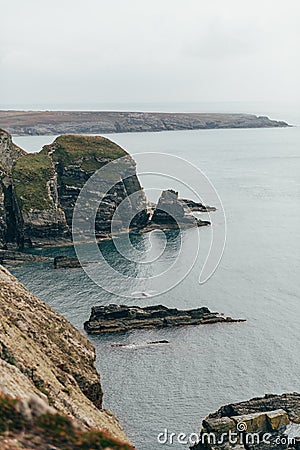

0,110,290,136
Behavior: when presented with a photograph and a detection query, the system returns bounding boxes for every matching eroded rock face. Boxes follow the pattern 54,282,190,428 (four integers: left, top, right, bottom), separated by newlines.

0,264,131,443
44,135,149,235
191,393,300,449
0,131,212,250
0,128,26,172
84,304,245,333
0,111,290,136
0,132,149,248
151,189,211,228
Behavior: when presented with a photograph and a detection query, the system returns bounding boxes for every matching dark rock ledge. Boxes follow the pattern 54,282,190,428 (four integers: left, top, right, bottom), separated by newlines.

0,249,51,264
191,393,300,449
84,304,245,334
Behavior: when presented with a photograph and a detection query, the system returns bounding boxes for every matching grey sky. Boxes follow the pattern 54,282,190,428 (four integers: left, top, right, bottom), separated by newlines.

1,0,300,107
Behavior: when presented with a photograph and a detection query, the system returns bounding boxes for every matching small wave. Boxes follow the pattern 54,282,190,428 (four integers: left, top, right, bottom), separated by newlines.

111,340,169,349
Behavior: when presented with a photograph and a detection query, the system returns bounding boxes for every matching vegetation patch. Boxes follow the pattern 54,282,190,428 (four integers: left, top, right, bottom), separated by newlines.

0,393,133,449
12,153,54,211
0,395,25,432
45,135,127,172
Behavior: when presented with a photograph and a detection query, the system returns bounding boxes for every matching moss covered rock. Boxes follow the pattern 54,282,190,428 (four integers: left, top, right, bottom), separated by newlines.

1,131,148,247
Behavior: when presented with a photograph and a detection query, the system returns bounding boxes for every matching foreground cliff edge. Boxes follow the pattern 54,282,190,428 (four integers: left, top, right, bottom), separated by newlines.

0,265,134,449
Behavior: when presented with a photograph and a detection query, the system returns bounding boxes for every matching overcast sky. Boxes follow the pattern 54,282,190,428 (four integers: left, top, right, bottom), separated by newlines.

1,0,300,108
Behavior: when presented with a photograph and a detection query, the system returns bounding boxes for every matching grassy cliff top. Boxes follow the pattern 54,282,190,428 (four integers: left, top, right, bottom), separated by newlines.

0,391,133,450
44,135,128,172
12,152,54,211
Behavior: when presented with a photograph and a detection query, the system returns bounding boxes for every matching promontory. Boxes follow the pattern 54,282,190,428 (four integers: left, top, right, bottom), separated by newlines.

0,110,289,136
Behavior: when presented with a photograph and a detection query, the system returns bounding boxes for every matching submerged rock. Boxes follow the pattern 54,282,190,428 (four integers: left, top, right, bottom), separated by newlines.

84,304,245,334
180,198,217,212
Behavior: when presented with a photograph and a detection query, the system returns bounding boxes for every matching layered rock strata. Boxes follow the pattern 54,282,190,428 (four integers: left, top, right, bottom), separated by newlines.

84,304,245,334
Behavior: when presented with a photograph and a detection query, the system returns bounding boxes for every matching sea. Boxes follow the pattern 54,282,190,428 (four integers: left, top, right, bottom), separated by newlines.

6,101,300,449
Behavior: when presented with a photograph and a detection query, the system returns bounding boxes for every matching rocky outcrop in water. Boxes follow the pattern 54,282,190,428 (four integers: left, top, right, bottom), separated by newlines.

151,190,211,229
0,131,213,251
0,111,290,136
191,393,300,449
180,198,217,213
0,264,132,447
84,304,246,334
0,129,27,248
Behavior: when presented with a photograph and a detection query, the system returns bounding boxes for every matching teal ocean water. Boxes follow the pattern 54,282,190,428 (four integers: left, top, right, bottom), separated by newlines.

10,106,300,449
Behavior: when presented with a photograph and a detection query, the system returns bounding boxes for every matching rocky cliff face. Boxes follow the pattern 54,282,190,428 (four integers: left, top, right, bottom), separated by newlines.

0,111,290,136
0,264,132,447
43,135,148,235
0,131,148,248
191,393,300,449
84,304,245,334
0,130,26,248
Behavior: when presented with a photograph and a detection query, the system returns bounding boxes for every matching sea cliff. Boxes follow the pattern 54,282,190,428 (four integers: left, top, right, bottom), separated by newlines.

0,264,133,449
191,393,300,449
84,304,245,334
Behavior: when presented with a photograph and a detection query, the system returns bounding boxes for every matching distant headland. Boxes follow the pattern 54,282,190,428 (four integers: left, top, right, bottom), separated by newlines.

0,110,290,136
